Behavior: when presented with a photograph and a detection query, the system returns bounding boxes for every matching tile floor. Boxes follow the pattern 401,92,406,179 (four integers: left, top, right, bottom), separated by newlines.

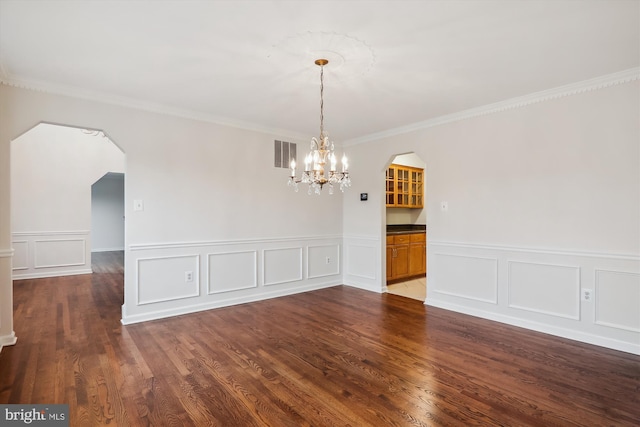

386,277,426,301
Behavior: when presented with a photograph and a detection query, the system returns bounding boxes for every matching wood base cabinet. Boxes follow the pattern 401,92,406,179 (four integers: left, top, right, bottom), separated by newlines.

409,232,426,276
387,232,426,283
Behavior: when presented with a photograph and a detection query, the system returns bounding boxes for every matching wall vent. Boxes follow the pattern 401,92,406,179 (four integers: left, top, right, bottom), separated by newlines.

274,140,296,169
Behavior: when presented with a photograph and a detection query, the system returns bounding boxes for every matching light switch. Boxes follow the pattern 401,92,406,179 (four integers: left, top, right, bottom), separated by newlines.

133,199,144,212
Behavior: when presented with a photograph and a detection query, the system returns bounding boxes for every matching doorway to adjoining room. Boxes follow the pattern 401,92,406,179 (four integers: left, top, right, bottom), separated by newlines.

384,152,426,301
10,123,125,283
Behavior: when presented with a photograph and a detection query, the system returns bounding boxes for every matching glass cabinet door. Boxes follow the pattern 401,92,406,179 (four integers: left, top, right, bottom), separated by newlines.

386,164,424,208
410,170,424,207
396,168,410,206
385,167,396,206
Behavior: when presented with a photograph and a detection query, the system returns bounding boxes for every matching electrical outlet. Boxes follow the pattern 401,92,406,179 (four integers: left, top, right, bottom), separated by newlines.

326,257,331,264
441,201,448,212
582,289,593,302
185,271,193,282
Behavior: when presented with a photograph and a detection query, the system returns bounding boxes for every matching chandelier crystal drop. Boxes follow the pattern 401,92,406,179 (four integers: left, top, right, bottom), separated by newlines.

288,59,350,195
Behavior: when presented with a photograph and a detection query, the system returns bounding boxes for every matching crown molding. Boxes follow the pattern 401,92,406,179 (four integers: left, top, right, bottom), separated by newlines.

344,67,640,146
2,67,638,146
0,75,309,141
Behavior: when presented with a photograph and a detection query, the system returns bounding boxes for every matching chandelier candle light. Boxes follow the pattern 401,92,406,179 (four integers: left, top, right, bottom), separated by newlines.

288,59,351,195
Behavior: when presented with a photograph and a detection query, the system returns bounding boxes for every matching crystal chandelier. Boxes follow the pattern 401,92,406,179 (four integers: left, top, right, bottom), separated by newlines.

288,59,351,195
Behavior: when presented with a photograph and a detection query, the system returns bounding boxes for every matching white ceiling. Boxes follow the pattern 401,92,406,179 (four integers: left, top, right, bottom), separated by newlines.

1,0,638,143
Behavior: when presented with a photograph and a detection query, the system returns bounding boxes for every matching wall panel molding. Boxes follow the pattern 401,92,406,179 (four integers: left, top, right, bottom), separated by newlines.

123,236,343,325
429,240,639,261
346,244,377,280
137,254,200,305
594,270,640,333
129,234,343,251
426,242,640,355
34,238,86,268
308,244,340,279
13,230,91,237
11,241,28,270
208,250,258,294
0,249,14,258
431,253,498,303
12,231,91,279
263,247,303,286
343,236,381,293
508,261,580,320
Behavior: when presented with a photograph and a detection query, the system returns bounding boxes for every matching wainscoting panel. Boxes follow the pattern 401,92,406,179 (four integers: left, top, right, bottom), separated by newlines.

208,251,258,294
432,253,498,303
137,255,200,305
427,241,640,354
263,247,303,286
35,239,86,268
123,236,342,325
346,245,377,280
508,261,580,320
12,241,28,270
343,236,380,292
308,244,340,279
595,270,640,332
12,231,92,279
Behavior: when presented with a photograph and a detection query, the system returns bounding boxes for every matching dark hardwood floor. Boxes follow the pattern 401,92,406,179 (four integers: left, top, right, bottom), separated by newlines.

1,251,638,426
91,250,124,274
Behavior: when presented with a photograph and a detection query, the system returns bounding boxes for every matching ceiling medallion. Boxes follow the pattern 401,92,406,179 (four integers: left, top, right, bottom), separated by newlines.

269,31,376,81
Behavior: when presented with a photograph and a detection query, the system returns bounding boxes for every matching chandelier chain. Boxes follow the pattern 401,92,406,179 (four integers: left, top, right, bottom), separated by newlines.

319,63,324,139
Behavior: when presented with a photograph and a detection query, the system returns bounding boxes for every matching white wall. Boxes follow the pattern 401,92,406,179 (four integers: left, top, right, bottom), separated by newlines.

343,76,640,354
0,84,345,337
10,124,125,279
392,153,425,169
91,173,125,252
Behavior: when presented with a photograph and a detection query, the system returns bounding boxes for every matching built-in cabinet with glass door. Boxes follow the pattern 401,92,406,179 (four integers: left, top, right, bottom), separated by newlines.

385,164,423,208
386,163,426,284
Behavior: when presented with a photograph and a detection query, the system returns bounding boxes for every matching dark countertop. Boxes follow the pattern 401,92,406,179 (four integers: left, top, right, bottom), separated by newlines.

386,224,426,235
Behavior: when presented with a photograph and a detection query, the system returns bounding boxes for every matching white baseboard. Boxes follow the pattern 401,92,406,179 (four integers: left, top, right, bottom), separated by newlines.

0,331,17,354
12,268,93,280
344,280,384,294
122,281,338,325
92,247,124,253
425,297,640,355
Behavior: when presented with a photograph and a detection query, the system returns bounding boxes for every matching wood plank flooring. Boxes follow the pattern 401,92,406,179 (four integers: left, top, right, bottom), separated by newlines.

1,252,639,426
90,250,124,274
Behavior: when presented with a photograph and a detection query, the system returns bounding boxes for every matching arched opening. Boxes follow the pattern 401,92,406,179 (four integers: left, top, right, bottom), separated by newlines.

10,123,125,283
383,152,427,301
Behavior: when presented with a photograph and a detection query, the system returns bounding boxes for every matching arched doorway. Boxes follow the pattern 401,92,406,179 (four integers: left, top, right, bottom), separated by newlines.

384,152,427,301
10,123,125,280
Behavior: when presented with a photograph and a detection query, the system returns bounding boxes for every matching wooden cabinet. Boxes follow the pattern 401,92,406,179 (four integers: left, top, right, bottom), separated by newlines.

409,232,426,276
386,235,394,281
387,232,426,283
386,164,424,208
